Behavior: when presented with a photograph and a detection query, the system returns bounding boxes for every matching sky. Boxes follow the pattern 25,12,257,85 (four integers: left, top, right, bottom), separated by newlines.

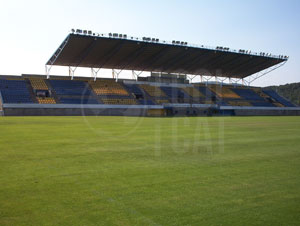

0,0,299,86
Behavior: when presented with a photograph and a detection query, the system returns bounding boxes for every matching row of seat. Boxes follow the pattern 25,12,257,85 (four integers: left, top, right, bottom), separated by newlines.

101,98,137,105
181,87,204,98
0,77,296,107
209,86,241,99
89,80,129,96
37,97,56,104
29,78,49,90
139,84,166,97
0,79,34,103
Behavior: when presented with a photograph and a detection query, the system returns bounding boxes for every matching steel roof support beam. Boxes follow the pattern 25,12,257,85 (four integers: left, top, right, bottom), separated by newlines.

185,52,218,75
92,40,125,69
203,53,226,69
177,51,209,74
46,35,70,65
193,53,229,77
139,46,170,72
220,55,252,76
245,61,287,85
167,52,196,73
216,55,244,70
65,39,99,80
238,59,279,78
203,54,238,77
108,43,149,77
161,49,191,72
230,57,270,76
117,43,148,69
73,38,98,67
45,35,70,79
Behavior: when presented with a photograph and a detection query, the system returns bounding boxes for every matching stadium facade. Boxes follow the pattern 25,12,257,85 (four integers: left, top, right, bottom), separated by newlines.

0,30,299,116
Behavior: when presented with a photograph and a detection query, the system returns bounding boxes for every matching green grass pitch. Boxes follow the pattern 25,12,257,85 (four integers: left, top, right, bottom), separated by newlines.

0,116,300,225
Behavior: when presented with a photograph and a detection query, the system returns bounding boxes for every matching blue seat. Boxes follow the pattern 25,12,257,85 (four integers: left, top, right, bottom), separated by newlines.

0,79,33,103
251,101,274,107
49,80,92,96
195,86,216,99
263,89,295,107
124,84,144,96
231,88,264,101
59,98,98,104
160,86,189,99
138,99,155,105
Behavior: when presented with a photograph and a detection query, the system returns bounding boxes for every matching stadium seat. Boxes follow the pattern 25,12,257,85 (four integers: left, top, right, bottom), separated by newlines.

100,98,137,105
209,85,240,99
227,101,252,106
29,78,49,90
139,84,166,97
59,98,98,104
181,87,204,98
50,80,92,96
155,99,170,104
160,86,190,100
89,80,129,96
231,88,265,101
123,83,145,96
194,85,216,99
138,99,155,105
37,97,56,104
263,89,295,107
250,101,275,107
0,79,34,103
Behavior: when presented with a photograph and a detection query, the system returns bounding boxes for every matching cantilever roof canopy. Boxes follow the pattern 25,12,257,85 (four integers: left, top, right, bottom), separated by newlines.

46,33,287,79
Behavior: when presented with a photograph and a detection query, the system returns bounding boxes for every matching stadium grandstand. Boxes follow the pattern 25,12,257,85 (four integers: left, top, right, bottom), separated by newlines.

0,29,299,116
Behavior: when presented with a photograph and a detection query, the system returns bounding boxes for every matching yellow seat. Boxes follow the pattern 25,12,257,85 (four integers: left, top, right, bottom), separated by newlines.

89,80,129,96
101,98,136,105
37,97,56,104
139,84,166,97
209,86,240,99
227,101,252,106
29,78,49,90
155,99,169,104
181,87,204,98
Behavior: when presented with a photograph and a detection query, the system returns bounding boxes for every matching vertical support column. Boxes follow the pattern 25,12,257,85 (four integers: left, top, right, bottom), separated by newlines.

132,70,141,81
112,69,115,80
69,66,76,80
91,68,94,79
45,65,51,79
69,66,72,77
91,68,100,81
69,67,73,80
112,69,120,82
